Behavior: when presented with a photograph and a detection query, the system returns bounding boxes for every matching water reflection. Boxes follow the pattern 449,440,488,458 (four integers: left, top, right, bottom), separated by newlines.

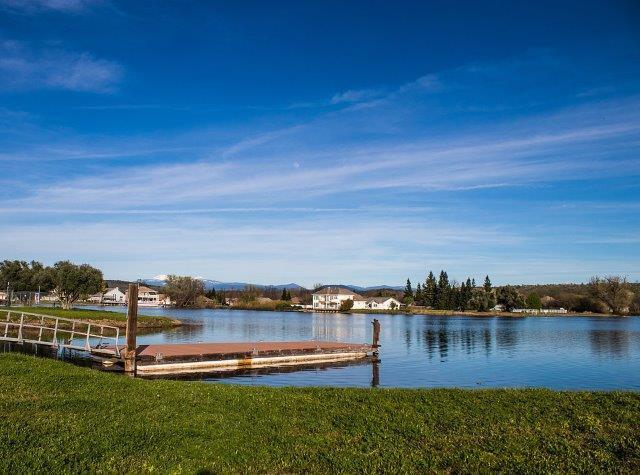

590,330,630,358
78,306,640,389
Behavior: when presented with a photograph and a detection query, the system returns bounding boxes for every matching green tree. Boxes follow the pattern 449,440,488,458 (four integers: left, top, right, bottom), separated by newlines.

436,271,450,310
423,271,437,308
50,261,103,309
414,283,423,306
403,278,414,304
526,292,542,310
469,288,492,311
0,260,55,292
281,288,292,301
483,275,492,294
339,299,354,312
163,275,205,308
495,286,525,312
460,278,473,310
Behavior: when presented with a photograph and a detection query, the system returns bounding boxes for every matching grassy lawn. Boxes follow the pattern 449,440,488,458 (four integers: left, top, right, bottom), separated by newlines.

1,353,638,473
1,306,179,328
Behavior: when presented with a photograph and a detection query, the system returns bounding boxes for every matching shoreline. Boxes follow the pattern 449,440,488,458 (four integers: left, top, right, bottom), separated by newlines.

2,306,182,329
184,305,621,318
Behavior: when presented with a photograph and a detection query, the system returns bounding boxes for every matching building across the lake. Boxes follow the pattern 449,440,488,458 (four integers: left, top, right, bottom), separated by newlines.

312,287,401,311
129,286,160,307
103,287,126,304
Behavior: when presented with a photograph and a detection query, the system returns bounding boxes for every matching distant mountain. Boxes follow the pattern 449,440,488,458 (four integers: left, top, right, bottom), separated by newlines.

316,284,404,292
140,275,305,291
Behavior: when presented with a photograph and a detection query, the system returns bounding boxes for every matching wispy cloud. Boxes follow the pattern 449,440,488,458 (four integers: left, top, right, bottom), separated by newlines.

0,0,103,13
330,87,383,105
0,40,122,93
2,52,639,283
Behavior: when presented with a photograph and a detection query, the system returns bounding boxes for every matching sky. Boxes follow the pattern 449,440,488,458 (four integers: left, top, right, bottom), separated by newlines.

1,0,639,287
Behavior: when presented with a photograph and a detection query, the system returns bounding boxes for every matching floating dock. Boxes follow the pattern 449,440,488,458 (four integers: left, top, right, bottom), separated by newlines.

134,340,376,375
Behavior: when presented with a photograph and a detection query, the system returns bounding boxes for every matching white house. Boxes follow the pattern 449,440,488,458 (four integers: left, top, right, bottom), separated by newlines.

103,287,126,304
362,296,401,310
127,285,159,307
313,287,402,311
312,287,360,310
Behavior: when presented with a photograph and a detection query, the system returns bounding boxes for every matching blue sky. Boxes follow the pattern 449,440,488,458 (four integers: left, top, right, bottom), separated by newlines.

1,0,639,286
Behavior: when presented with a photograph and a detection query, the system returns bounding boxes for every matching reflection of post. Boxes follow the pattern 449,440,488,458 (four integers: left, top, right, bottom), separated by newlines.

372,318,380,353
124,283,138,373
371,360,380,387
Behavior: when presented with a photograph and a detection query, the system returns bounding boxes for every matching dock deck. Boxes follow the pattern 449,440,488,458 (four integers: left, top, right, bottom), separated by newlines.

133,340,375,375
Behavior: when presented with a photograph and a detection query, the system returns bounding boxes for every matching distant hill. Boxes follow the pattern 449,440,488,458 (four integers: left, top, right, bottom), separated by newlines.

317,284,404,292
110,275,405,292
138,275,305,291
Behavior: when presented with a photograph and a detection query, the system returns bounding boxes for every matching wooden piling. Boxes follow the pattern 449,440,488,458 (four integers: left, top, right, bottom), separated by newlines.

372,318,380,351
124,283,138,372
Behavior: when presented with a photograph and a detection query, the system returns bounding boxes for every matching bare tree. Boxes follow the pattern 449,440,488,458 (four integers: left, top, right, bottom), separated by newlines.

163,275,205,308
589,276,634,315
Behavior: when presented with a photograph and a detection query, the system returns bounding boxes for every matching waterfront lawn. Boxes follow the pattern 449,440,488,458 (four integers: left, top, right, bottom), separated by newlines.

1,306,178,328
1,353,638,473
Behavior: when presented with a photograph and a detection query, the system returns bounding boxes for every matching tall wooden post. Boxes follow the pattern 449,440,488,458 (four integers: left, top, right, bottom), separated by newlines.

124,283,138,373
372,318,380,351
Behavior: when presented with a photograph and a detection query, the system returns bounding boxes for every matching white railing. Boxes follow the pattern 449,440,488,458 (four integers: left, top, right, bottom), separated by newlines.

1,310,121,357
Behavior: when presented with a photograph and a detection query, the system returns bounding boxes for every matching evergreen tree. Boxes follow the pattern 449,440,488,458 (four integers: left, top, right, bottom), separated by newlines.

461,278,473,310
484,275,492,293
281,288,291,301
436,270,450,309
423,271,437,308
414,283,423,306
403,278,414,303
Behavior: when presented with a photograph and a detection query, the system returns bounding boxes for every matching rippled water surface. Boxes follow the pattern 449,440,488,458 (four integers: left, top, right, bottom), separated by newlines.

88,307,640,389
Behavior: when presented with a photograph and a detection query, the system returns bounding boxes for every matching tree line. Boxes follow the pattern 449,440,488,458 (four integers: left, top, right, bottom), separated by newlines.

402,271,637,315
0,260,103,309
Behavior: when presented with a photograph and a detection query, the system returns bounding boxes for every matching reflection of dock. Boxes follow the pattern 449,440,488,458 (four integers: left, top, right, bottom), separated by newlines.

134,341,376,375
137,348,379,381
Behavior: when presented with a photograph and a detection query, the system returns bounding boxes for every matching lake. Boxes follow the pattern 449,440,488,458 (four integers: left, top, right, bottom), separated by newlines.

81,307,640,390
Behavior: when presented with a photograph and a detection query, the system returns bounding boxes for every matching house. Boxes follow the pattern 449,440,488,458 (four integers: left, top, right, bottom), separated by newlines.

312,287,402,311
127,286,159,307
87,293,103,304
312,287,360,310
103,287,126,304
362,296,401,310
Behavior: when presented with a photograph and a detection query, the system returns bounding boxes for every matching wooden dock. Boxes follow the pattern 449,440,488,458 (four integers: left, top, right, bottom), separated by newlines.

2,284,381,378
134,340,376,375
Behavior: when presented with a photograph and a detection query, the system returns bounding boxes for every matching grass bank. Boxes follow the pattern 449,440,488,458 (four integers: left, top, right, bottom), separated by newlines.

1,306,180,328
1,353,638,473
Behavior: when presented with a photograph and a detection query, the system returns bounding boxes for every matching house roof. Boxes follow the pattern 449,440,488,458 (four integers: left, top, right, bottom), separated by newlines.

367,296,399,303
105,287,125,294
137,286,157,293
313,286,357,296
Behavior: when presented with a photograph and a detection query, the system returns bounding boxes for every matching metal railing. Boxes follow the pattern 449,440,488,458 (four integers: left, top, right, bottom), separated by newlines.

1,310,121,357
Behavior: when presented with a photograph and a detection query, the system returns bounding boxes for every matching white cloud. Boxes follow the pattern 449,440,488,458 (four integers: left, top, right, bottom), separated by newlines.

330,88,383,105
0,41,122,93
0,0,103,13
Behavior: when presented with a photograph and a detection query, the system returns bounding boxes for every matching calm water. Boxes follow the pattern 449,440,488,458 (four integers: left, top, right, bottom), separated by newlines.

85,307,640,389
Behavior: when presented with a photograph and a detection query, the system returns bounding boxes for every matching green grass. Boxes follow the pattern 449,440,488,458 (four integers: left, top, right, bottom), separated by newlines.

1,306,179,328
1,353,638,473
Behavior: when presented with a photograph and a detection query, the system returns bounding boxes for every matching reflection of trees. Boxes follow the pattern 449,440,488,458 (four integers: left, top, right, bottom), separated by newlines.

495,321,521,353
590,330,629,358
483,328,492,356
